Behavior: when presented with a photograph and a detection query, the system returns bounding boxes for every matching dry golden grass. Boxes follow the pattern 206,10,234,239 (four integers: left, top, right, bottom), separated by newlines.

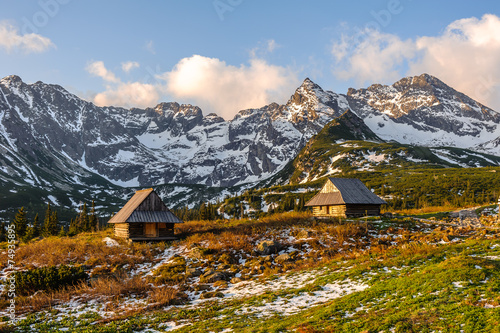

75,275,149,298
13,274,151,314
147,286,180,308
391,204,458,215
0,231,164,271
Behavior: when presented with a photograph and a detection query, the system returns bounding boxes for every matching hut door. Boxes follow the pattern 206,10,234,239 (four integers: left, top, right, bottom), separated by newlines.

145,223,158,237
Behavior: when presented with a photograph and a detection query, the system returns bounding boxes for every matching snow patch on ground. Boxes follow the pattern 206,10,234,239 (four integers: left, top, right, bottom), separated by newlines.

234,279,369,318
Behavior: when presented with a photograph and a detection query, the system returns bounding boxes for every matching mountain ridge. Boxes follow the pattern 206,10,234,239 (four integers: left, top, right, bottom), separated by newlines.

1,73,500,215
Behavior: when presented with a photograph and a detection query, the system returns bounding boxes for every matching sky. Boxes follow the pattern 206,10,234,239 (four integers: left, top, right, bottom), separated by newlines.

1,0,500,119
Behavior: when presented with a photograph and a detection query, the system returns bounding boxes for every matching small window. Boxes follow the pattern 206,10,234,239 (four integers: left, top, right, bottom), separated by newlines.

158,223,166,229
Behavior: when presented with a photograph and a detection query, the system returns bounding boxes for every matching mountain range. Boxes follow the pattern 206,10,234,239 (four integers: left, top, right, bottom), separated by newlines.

1,73,499,217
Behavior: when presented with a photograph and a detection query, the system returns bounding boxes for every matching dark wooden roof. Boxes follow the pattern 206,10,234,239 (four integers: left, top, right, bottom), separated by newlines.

127,211,182,223
108,188,183,224
305,178,386,206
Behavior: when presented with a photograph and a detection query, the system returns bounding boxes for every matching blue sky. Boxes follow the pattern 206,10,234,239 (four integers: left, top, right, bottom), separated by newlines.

1,0,500,118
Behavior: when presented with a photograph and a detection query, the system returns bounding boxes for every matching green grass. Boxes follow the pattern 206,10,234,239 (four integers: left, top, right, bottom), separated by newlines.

9,224,500,332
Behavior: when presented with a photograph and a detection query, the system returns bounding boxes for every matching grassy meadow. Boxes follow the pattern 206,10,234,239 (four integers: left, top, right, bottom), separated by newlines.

0,207,499,332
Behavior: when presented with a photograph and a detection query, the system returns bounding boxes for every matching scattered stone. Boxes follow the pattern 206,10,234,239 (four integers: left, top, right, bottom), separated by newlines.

382,212,393,218
230,277,243,284
185,267,202,278
189,247,213,259
194,284,211,291
200,271,230,283
213,280,228,289
256,240,282,255
219,252,237,265
200,291,224,299
274,253,292,264
297,229,313,239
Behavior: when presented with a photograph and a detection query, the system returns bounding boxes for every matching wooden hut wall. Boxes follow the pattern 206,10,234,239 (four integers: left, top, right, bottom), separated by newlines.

158,223,175,237
320,180,339,194
312,205,347,217
114,223,129,238
344,204,381,217
312,204,380,217
137,193,168,211
128,222,145,238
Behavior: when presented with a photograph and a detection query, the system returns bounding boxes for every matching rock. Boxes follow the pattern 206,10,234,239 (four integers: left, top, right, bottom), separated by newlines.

297,229,313,239
185,268,202,278
200,291,224,299
200,271,230,283
382,212,393,218
230,277,243,284
256,240,282,255
274,253,292,264
189,247,213,259
194,284,211,291
219,252,237,265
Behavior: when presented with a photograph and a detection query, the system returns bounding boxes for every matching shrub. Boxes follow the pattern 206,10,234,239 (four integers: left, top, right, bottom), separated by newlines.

8,265,88,296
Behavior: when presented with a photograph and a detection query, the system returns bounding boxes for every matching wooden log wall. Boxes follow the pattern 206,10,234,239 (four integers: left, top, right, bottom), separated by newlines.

158,223,175,237
129,222,145,237
114,223,129,238
312,204,381,218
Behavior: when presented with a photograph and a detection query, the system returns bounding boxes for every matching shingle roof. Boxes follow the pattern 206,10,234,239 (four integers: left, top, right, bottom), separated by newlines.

305,178,386,206
108,188,183,224
127,211,183,223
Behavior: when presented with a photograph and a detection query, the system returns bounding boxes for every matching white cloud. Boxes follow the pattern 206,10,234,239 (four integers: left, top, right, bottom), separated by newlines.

87,56,298,118
86,61,159,108
145,40,155,54
267,39,278,53
93,82,160,109
86,61,120,83
0,21,54,53
121,61,140,73
161,55,299,119
250,39,280,58
331,14,500,110
408,14,500,109
332,29,415,84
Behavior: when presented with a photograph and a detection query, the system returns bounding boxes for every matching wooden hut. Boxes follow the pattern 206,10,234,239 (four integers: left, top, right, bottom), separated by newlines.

108,188,183,241
305,178,386,218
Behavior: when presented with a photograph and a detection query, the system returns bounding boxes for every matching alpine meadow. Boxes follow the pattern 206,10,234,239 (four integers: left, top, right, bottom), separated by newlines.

2,1,500,332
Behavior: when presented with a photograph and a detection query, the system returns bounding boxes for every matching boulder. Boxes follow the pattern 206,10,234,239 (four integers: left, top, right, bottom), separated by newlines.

274,253,292,264
256,240,282,255
185,267,202,278
200,271,230,283
189,247,213,259
297,229,313,239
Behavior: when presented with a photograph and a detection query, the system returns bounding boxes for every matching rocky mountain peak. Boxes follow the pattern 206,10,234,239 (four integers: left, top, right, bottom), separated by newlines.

392,73,450,93
0,74,24,88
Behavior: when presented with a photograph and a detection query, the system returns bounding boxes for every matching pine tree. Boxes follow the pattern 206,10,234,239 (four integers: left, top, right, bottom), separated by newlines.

199,202,207,220
51,211,59,235
58,225,66,237
25,213,40,241
68,218,77,236
42,203,59,237
89,200,98,232
79,203,90,232
32,213,40,238
0,222,6,242
23,214,39,242
13,207,27,240
42,203,52,237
